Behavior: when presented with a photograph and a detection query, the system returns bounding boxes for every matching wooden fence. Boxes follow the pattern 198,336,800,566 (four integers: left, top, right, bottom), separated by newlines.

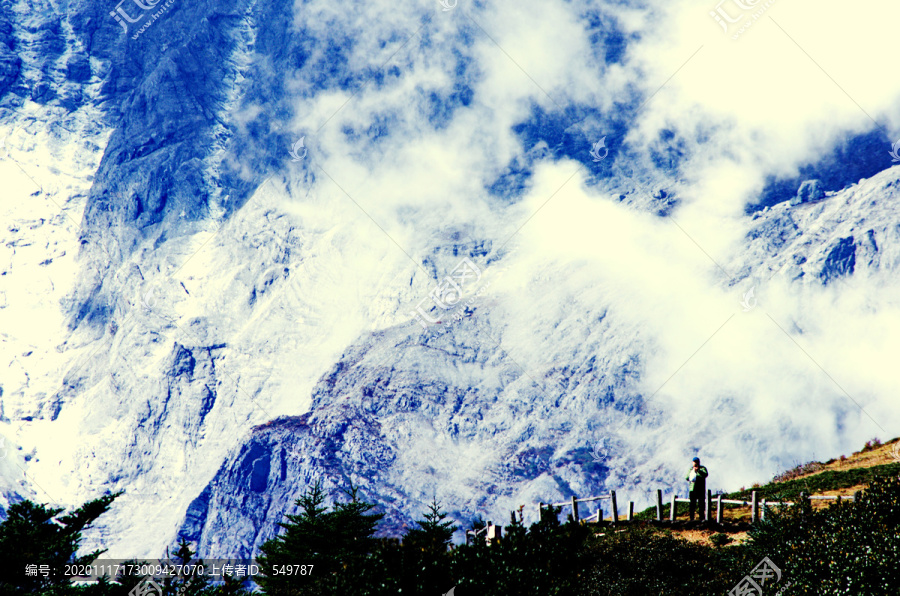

535,489,861,526
464,489,863,544
538,491,633,525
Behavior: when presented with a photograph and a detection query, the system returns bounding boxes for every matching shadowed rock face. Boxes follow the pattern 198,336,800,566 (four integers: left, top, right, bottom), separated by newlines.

819,236,856,285
791,179,825,206
750,129,897,213
177,317,641,556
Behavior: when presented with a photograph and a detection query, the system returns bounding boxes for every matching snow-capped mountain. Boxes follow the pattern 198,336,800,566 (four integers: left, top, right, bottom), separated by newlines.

178,164,900,557
2,0,900,560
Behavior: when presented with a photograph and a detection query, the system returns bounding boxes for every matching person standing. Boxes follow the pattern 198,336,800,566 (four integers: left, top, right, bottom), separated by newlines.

686,457,709,521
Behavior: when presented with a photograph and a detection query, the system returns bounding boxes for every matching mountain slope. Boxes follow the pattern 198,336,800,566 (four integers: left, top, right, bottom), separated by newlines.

1,0,899,562
181,165,900,556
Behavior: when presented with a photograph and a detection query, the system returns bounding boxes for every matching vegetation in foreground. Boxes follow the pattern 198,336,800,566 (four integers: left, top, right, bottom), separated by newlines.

2,440,899,595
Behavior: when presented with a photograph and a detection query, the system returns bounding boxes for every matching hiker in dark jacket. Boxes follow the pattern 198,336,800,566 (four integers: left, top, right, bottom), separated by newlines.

686,457,709,521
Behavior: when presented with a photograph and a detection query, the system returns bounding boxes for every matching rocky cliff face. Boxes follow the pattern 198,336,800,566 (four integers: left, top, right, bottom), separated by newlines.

179,165,900,556
1,0,898,560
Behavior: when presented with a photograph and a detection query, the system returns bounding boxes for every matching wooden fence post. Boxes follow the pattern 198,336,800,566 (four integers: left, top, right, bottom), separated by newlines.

716,493,722,524
705,489,711,522
571,496,579,522
627,501,634,522
611,491,618,525
760,499,766,521
751,491,758,523
656,490,663,521
670,494,677,522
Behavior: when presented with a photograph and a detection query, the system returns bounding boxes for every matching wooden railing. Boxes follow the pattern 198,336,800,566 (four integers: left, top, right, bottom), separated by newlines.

538,491,632,525
534,489,861,526
464,489,863,545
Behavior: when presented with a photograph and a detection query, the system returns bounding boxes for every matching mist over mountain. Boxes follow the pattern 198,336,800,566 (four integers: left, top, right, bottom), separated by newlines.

1,0,899,559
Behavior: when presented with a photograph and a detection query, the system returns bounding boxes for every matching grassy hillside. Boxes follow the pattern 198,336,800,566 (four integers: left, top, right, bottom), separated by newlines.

629,436,900,544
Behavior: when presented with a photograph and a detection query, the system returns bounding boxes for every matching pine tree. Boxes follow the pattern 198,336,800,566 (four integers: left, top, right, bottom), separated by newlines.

405,499,456,552
163,538,214,596
328,484,383,567
0,492,121,595
257,480,383,596
398,499,457,595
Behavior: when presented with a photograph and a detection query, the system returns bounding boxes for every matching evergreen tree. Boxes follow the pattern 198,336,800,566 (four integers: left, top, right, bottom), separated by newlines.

161,538,214,596
404,499,456,551
257,480,383,596
0,492,121,595
102,539,253,596
397,499,457,595
451,504,592,595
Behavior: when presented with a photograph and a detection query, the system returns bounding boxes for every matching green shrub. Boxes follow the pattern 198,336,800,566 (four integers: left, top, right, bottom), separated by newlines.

860,438,882,453
743,475,900,595
451,506,592,596
577,525,747,596
709,533,732,547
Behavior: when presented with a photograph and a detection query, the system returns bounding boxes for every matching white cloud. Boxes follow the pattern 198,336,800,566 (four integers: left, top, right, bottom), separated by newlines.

268,0,900,485
10,0,900,548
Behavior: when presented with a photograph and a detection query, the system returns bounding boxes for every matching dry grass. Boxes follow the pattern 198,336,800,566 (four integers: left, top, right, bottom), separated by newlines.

785,436,900,480
658,436,900,540
676,528,749,547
